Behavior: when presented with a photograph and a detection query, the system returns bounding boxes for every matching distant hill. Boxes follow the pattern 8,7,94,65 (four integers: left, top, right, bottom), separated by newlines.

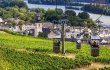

77,0,110,4
0,0,27,8
28,0,110,5
28,0,72,5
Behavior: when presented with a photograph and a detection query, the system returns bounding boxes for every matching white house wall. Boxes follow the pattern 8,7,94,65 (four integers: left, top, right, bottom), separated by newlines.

34,23,43,37
22,23,43,37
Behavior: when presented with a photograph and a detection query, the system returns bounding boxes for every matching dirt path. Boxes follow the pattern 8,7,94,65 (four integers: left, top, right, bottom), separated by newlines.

15,48,76,59
49,53,76,59
15,48,26,51
74,63,110,70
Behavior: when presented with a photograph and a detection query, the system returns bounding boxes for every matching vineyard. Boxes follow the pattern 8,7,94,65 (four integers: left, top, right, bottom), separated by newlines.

0,33,110,70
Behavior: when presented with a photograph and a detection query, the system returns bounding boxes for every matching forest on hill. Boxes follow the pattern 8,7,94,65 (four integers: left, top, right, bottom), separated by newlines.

28,0,110,5
77,0,110,4
82,4,110,16
28,0,82,5
0,0,27,8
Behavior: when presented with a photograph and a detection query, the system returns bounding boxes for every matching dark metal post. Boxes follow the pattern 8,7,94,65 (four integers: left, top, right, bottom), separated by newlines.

56,0,57,13
98,21,100,32
61,0,67,55
62,21,65,55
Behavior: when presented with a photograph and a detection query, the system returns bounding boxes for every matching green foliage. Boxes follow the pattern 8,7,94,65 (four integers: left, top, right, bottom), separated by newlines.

0,2,95,27
44,9,62,22
0,47,91,70
82,4,110,15
0,29,25,36
38,32,48,38
18,20,25,25
7,19,16,26
65,10,93,26
83,19,96,28
55,8,63,15
68,16,82,26
65,10,76,16
78,12,90,19
82,36,89,41
0,7,36,23
0,33,110,63
0,0,96,27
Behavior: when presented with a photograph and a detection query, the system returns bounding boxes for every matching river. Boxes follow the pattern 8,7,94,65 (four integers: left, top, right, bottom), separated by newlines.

24,0,110,25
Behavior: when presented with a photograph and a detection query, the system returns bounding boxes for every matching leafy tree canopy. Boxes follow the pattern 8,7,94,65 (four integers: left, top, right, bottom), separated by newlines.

78,12,90,19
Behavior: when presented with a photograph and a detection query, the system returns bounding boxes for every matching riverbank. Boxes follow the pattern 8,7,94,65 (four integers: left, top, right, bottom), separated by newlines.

24,0,110,25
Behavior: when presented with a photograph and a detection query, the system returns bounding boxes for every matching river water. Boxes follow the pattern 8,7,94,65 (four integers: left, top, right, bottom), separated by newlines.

24,0,110,25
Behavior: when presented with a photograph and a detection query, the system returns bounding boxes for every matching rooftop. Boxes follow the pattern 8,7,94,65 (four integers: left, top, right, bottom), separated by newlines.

90,35,101,40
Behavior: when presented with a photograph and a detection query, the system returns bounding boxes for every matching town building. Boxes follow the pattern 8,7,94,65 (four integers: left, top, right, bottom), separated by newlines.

0,18,5,25
22,23,43,37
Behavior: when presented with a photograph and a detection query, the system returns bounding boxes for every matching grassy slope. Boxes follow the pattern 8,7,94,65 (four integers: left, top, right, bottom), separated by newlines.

0,33,52,51
0,33,91,70
0,33,89,53
0,33,110,70
1,33,110,59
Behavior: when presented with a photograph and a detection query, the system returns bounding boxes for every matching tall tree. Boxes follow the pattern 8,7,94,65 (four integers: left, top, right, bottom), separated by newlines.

78,12,90,19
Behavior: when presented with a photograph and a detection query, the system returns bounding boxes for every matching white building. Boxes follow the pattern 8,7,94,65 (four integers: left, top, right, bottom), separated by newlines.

0,18,5,25
48,31,82,39
22,23,43,37
34,23,43,36
0,22,43,37
0,18,3,22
